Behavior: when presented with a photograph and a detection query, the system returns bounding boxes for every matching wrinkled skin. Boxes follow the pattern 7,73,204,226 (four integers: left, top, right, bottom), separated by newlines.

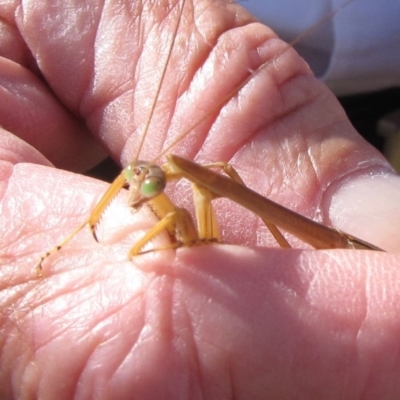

1,0,400,399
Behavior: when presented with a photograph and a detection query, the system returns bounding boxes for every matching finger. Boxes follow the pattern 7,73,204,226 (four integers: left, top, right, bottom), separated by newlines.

0,8,106,171
164,247,400,399
3,244,399,399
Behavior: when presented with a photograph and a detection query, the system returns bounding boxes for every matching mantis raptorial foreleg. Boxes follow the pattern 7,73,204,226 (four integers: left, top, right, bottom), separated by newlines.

35,162,199,275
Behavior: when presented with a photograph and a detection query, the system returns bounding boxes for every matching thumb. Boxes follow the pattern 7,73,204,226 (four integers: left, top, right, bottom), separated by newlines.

327,171,400,252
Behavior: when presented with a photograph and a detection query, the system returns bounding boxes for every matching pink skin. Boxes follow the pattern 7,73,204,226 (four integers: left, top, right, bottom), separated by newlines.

1,0,400,399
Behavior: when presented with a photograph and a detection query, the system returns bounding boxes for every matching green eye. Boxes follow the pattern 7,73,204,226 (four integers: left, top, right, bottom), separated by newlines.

141,177,164,198
123,165,133,181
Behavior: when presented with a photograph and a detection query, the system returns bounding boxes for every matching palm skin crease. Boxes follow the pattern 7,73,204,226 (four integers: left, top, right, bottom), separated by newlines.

0,0,400,399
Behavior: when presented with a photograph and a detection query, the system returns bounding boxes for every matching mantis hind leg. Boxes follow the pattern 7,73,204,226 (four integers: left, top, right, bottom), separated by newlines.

195,161,291,249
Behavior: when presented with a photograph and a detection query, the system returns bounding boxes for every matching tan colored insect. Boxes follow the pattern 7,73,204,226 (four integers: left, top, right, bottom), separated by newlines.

35,0,383,276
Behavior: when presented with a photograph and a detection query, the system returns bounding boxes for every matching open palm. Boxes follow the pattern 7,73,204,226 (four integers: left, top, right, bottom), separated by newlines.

1,1,400,399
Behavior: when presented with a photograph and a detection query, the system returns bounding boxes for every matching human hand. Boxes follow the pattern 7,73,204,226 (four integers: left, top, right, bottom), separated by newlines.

1,1,400,399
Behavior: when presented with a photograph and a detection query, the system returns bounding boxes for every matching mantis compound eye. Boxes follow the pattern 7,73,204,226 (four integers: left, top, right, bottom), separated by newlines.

140,175,166,198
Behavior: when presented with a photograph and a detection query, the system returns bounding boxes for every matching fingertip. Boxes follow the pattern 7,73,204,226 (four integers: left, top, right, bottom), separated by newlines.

326,172,400,252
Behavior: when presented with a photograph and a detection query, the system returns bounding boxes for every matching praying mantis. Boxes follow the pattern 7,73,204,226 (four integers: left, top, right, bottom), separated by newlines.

35,0,384,276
